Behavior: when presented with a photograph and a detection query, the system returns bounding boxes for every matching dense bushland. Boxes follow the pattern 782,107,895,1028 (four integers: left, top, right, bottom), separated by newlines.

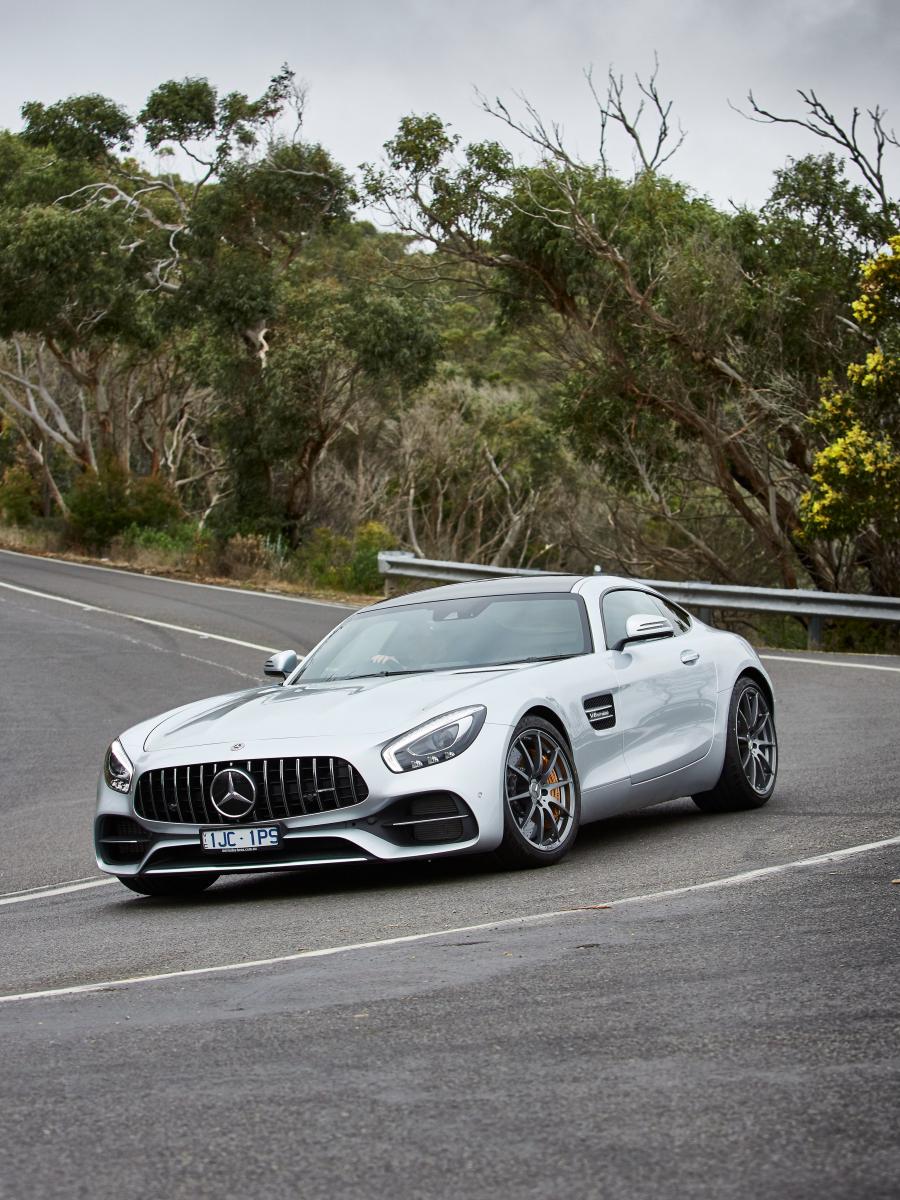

1,65,898,609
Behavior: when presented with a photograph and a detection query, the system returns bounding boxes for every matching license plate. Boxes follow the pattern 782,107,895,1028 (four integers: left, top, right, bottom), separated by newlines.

200,825,280,853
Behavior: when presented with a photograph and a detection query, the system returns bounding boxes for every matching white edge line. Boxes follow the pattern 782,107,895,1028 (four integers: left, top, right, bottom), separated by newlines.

4,575,899,673
5,549,897,672
0,879,117,906
0,876,112,900
0,580,276,653
0,546,352,610
759,653,900,673
2,832,898,1005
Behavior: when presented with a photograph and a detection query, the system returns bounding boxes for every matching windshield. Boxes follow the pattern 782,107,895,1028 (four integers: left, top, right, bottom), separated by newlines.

295,592,593,683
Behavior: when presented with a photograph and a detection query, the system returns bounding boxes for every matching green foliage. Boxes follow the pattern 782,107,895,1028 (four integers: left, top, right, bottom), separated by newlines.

209,228,440,538
20,94,133,160
119,522,200,554
139,78,218,148
65,462,182,551
0,465,39,524
4,68,900,600
294,521,394,592
140,67,297,157
0,202,151,344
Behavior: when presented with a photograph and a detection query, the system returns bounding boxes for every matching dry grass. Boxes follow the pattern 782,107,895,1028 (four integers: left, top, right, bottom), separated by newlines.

0,526,383,609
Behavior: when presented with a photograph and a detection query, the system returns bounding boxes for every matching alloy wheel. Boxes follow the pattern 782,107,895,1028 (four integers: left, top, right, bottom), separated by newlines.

505,728,576,851
736,686,777,795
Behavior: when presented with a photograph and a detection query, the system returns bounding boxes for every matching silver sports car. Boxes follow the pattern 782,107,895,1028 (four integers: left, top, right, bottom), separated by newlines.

95,574,777,896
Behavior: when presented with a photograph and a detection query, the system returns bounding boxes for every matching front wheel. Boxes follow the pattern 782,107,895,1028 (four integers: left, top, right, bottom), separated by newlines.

117,872,219,897
495,716,581,869
692,675,777,813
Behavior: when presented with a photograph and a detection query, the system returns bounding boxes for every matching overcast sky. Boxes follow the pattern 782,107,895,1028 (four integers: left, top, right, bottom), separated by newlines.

3,0,899,212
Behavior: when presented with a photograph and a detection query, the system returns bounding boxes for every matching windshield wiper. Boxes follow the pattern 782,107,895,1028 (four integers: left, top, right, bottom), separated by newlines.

330,668,441,681
490,653,580,666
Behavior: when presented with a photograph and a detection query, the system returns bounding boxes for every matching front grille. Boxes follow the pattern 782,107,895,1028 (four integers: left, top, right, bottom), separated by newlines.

134,757,369,824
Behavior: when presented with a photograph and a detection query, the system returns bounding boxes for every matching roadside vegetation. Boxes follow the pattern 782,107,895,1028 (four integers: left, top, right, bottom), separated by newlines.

0,64,897,647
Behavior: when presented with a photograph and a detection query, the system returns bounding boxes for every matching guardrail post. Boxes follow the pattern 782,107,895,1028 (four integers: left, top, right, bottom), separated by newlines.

807,615,824,651
378,550,417,598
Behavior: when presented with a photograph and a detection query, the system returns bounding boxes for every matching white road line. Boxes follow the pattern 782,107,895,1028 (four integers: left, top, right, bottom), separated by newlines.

0,546,352,609
4,574,898,674
2,832,897,1005
4,548,899,670
0,876,111,900
760,653,900,673
0,580,276,653
0,879,117,906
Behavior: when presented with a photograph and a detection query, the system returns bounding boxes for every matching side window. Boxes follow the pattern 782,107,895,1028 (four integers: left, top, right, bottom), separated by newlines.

601,589,665,651
646,594,692,635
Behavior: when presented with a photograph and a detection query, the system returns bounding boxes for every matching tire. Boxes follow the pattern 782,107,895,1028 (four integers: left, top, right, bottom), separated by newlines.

692,674,777,813
495,715,581,869
117,872,219,897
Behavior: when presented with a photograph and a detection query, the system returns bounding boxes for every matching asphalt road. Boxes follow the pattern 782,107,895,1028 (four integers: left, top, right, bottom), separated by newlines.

1,547,898,1199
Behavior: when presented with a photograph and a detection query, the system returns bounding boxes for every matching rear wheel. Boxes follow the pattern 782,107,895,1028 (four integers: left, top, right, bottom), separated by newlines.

117,873,219,897
496,716,580,868
692,675,777,813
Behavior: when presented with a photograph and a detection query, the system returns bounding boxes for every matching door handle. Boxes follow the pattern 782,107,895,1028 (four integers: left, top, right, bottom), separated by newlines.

680,649,700,665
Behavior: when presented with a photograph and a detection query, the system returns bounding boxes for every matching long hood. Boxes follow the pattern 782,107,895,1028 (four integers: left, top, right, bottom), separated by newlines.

142,670,516,754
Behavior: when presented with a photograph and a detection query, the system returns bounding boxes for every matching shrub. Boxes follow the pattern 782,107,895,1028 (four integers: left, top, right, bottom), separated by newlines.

0,465,40,525
65,461,182,551
293,526,352,590
347,521,395,592
294,521,394,593
119,522,199,554
218,532,286,579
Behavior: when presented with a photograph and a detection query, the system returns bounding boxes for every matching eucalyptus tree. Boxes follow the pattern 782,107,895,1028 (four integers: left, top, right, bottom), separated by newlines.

0,68,351,519
366,70,897,592
205,224,440,538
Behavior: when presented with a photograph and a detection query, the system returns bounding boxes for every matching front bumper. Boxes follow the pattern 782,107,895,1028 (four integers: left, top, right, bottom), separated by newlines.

95,723,510,878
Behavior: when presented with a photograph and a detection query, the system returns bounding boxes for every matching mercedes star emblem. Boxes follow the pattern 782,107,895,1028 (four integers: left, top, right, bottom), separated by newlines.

209,767,257,820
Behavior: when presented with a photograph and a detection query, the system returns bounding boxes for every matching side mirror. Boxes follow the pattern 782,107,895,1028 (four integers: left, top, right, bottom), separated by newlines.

614,613,674,652
264,649,301,682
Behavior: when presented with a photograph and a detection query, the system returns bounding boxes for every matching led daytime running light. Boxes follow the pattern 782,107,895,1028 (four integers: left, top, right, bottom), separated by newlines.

382,705,486,773
104,738,134,794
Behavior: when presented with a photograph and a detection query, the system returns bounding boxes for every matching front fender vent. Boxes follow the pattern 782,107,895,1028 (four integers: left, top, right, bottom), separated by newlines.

584,693,616,730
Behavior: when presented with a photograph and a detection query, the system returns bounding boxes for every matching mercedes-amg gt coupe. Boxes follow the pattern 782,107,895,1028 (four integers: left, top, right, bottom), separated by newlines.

95,574,778,896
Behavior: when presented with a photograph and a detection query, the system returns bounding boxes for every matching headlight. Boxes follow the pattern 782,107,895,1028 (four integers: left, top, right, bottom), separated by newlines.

382,705,487,773
104,738,134,793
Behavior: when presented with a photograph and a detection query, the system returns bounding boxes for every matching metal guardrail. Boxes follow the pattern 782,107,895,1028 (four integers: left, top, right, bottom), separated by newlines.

377,551,900,649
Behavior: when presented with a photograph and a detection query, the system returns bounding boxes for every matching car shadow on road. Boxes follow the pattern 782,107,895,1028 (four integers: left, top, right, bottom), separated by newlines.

106,796,728,910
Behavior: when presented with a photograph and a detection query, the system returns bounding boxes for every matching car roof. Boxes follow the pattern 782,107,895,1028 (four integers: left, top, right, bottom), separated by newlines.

373,574,589,609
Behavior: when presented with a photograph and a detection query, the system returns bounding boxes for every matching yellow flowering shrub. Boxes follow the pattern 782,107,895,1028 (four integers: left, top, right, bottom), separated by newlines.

800,236,900,541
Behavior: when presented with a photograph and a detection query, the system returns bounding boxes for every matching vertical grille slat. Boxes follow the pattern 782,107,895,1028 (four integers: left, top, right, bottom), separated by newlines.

278,758,287,818
300,758,309,816
311,757,320,812
260,759,272,821
134,756,368,824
